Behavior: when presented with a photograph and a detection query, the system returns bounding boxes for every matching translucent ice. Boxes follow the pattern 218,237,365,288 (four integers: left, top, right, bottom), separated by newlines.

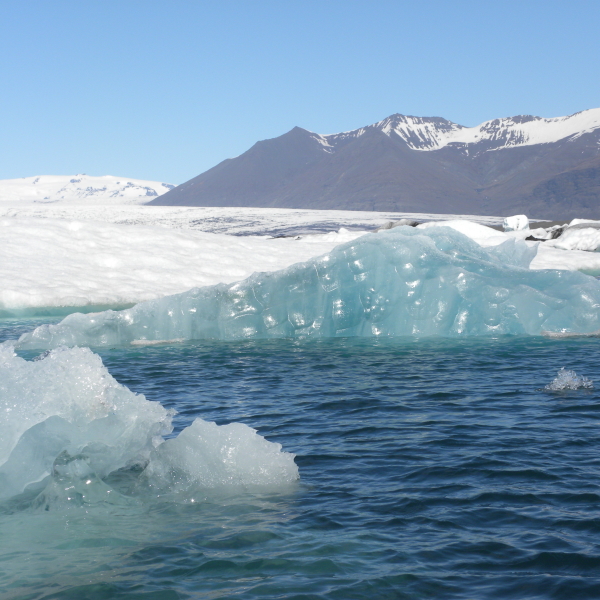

503,215,530,232
0,344,169,499
144,419,299,492
0,346,298,503
544,368,594,391
12,226,600,349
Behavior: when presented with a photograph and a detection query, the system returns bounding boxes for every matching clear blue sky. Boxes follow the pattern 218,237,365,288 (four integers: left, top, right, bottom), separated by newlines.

1,0,599,184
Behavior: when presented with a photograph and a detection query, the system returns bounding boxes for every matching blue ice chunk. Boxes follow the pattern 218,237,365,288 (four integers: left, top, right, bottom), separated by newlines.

0,345,298,501
12,227,600,349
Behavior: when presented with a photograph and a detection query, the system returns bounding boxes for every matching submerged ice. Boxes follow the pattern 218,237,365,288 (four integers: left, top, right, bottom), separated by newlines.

544,367,594,391
12,226,600,350
0,345,298,505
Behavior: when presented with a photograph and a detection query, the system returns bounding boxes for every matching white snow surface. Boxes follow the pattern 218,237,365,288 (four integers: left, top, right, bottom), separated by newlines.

0,204,506,235
550,227,600,252
0,217,367,312
2,205,600,314
425,109,600,151
0,175,175,205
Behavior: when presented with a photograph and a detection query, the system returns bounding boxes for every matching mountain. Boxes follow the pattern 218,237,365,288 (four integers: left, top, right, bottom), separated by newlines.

150,109,600,219
0,175,175,205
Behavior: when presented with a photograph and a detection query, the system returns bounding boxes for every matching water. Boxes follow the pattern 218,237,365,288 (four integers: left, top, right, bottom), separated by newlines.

3,318,600,599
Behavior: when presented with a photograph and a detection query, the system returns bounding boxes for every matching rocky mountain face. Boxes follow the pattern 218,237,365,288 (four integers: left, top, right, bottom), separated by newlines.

151,109,600,219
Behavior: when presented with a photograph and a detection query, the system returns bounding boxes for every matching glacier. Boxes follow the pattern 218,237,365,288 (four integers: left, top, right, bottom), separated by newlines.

12,226,600,351
0,174,175,205
0,345,298,504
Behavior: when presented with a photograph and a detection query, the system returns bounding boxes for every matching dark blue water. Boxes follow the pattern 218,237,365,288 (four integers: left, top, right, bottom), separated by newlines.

3,318,600,599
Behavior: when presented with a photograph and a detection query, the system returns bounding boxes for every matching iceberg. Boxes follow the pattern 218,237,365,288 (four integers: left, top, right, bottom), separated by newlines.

11,226,600,350
0,345,298,504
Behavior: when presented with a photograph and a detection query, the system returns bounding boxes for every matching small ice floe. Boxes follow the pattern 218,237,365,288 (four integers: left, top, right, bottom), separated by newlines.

0,345,299,505
130,338,185,346
376,218,419,231
544,368,594,391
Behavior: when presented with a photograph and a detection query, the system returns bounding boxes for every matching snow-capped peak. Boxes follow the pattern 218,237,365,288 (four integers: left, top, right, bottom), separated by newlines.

435,108,600,151
373,114,466,150
316,108,600,154
0,174,176,205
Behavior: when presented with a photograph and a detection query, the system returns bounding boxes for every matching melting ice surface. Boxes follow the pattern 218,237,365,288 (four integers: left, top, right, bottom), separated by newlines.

11,226,600,350
0,344,298,505
544,367,594,391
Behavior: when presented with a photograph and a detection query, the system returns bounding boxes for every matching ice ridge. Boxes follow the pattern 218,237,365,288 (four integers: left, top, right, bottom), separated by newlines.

12,226,600,350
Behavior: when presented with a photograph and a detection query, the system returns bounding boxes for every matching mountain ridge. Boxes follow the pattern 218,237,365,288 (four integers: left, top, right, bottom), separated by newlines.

311,108,600,153
151,108,600,219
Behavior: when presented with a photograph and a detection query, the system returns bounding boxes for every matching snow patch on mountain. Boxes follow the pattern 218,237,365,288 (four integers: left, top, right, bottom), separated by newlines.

0,175,175,205
317,108,600,154
437,108,600,151
376,115,465,149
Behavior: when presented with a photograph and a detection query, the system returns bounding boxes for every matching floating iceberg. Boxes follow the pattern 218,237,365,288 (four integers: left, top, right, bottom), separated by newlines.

544,368,594,391
11,226,600,350
0,345,298,504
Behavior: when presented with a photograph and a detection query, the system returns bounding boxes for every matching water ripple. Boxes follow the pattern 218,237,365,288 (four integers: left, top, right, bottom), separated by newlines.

3,325,600,598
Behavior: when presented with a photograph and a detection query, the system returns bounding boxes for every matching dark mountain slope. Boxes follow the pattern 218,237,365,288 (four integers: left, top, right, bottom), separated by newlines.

152,109,600,218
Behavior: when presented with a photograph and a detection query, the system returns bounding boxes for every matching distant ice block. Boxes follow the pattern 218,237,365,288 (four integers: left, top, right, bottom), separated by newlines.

12,226,600,349
0,345,298,503
503,215,530,232
544,367,594,391
552,225,600,252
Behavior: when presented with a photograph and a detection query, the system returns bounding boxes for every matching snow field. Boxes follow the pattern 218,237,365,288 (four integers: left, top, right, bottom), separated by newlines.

2,208,600,314
0,203,505,235
0,217,366,312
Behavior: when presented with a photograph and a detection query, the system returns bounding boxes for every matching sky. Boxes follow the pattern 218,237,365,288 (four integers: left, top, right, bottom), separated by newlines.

1,0,599,184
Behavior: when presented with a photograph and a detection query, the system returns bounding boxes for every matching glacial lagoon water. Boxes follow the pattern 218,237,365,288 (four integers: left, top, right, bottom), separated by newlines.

2,317,600,599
